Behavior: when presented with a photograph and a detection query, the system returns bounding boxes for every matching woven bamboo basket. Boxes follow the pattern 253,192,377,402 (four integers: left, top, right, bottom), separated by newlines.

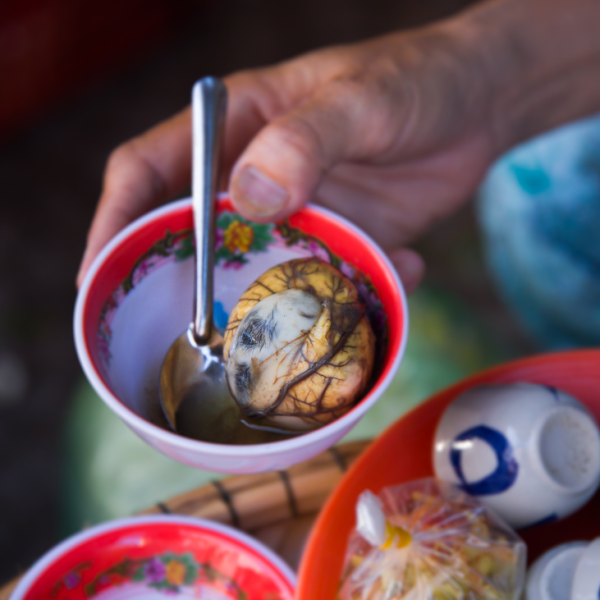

0,439,369,600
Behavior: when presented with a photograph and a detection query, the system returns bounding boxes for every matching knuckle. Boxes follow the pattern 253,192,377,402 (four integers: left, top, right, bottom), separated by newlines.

225,69,256,90
325,75,366,100
104,140,165,199
225,67,275,97
226,67,286,119
270,116,327,169
104,142,137,179
321,73,401,156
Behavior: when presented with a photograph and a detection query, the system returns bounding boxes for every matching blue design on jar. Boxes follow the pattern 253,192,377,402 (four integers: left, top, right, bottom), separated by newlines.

450,425,519,495
519,513,558,530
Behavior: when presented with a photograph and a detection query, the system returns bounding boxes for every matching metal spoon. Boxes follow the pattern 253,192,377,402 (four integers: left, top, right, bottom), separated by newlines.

158,77,301,444
158,77,233,435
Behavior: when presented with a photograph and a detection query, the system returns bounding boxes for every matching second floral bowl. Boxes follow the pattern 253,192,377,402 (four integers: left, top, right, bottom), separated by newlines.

74,196,407,473
9,515,296,600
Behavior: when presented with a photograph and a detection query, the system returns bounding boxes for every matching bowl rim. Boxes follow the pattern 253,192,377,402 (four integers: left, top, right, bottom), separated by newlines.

74,196,408,457
10,514,297,600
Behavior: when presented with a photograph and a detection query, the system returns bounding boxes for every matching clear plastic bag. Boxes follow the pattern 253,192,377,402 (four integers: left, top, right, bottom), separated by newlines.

339,478,526,600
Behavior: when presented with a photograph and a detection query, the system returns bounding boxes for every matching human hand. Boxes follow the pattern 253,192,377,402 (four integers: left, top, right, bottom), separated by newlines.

77,15,500,292
81,0,600,292
224,25,499,293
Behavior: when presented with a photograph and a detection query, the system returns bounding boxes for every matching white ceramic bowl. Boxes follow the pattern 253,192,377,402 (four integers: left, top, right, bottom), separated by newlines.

527,542,588,600
9,515,296,600
433,382,600,529
572,537,600,600
74,197,407,473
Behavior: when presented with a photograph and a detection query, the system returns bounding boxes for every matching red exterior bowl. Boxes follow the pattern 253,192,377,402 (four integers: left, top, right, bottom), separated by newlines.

297,349,600,599
74,196,408,473
10,516,295,600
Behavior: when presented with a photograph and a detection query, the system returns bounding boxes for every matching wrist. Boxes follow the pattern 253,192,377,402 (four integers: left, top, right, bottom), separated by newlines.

461,0,600,152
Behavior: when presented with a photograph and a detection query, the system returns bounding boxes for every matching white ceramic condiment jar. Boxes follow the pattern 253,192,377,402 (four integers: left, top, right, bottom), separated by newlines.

433,383,600,529
572,537,600,600
527,542,588,600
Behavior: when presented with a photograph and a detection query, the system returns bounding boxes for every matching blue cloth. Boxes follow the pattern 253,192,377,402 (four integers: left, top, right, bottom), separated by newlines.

478,113,600,349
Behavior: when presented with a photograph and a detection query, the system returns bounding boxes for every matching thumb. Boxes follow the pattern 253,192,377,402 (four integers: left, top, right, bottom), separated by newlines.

229,77,400,221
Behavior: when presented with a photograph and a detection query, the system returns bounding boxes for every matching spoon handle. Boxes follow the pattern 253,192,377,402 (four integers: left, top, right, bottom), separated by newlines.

191,77,228,343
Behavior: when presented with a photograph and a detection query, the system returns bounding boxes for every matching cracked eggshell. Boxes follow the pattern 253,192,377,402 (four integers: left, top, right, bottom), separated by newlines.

224,258,376,430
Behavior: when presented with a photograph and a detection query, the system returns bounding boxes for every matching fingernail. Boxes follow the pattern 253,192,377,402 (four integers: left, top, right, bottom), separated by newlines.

233,165,288,216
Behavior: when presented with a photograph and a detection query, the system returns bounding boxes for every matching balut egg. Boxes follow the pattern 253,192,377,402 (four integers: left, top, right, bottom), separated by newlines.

223,257,376,430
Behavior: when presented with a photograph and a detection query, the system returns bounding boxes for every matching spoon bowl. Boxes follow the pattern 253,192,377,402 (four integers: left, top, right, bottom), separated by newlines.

158,77,232,439
160,326,293,443
159,326,229,432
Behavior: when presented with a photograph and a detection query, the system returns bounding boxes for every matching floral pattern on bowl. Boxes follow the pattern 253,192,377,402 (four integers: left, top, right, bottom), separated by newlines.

12,517,295,600
49,552,246,599
215,213,275,269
